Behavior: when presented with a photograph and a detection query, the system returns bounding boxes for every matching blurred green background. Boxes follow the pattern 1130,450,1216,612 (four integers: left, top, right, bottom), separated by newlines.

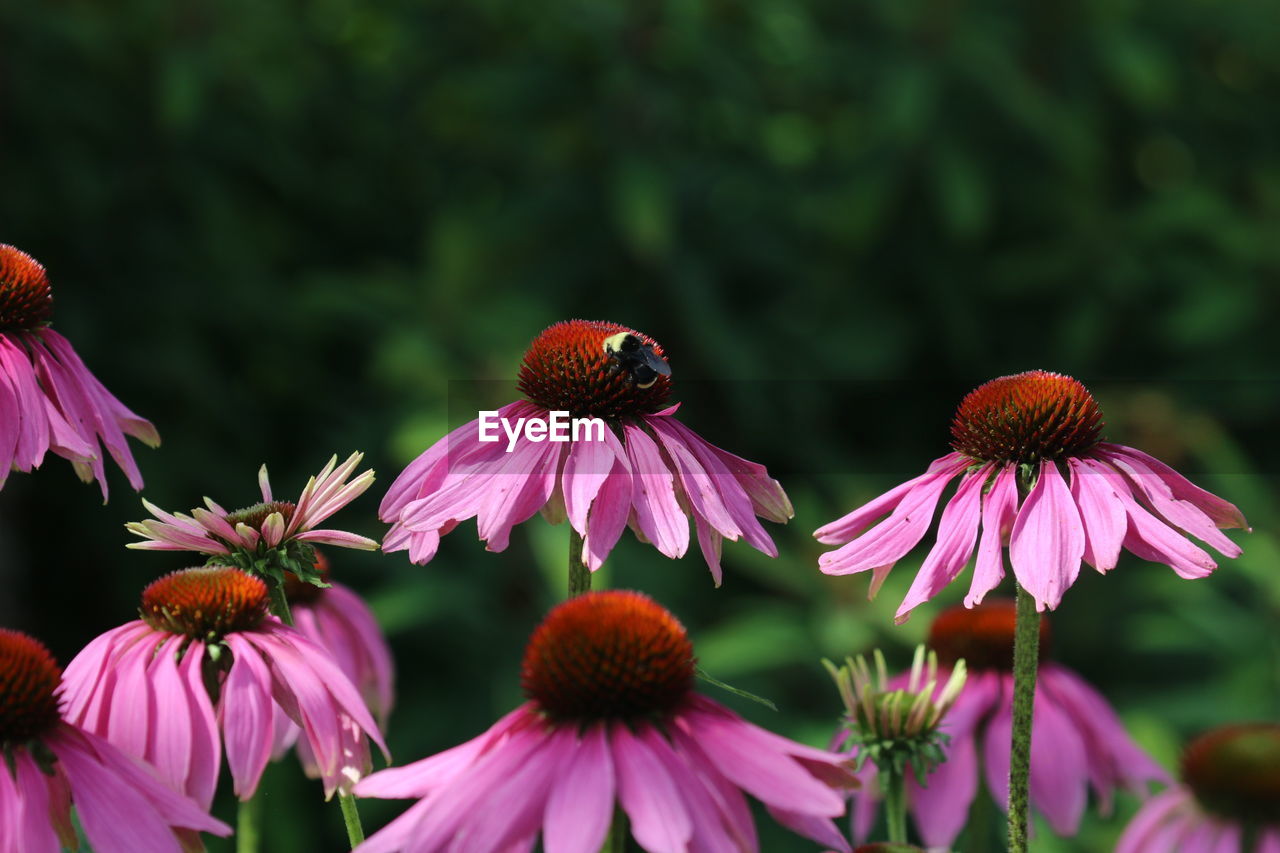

2,0,1278,849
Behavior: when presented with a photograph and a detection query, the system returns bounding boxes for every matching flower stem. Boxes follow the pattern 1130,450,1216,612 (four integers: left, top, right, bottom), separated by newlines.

882,766,909,844
1007,582,1042,853
603,810,627,852
568,527,591,597
236,794,260,853
339,791,365,848
267,578,294,627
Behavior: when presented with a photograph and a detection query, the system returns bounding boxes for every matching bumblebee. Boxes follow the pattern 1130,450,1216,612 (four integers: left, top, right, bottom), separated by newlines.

602,331,671,389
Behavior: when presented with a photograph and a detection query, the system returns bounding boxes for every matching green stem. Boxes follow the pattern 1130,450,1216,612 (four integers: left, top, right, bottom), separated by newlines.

267,579,294,627
339,791,365,848
604,810,627,852
568,527,591,597
236,794,260,853
882,767,909,844
964,784,993,853
1007,582,1042,853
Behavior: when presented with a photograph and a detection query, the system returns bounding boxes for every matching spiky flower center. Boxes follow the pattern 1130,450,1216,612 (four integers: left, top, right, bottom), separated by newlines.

928,601,1051,671
1182,724,1280,825
0,629,63,744
284,549,329,606
516,319,672,419
950,370,1104,466
521,590,695,722
0,245,54,330
141,567,269,638
224,501,296,534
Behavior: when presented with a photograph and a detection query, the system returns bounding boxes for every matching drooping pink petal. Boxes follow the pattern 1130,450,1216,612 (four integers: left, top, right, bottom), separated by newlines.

818,455,970,578
907,731,979,848
968,464,1018,606
312,584,396,726
1090,462,1218,578
895,465,989,623
144,638,198,805
562,427,616,536
1068,457,1127,573
1097,443,1248,530
814,453,969,544
1098,449,1243,557
611,724,692,853
1115,788,1194,853
705,442,793,524
582,430,634,571
1026,687,1089,835
543,724,615,853
646,730,761,853
692,510,724,586
475,435,561,553
649,417,743,541
12,750,61,853
1009,460,1085,611
623,423,689,559
222,634,278,800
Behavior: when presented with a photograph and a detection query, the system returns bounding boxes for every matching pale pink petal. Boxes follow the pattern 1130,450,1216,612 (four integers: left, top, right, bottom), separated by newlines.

261,511,286,548
907,732,979,848
543,724,615,853
818,455,970,578
1009,460,1084,611
895,465,989,623
814,453,968,544
1090,462,1218,578
475,437,561,553
1115,788,1194,853
582,430,634,570
12,750,61,853
692,510,724,586
706,442,793,523
1097,443,1248,530
221,634,277,799
968,464,1018,606
649,417,743,541
144,639,199,805
1069,457,1126,573
612,724,692,853
562,428,615,535
294,529,380,549
623,423,689,559
1098,449,1242,557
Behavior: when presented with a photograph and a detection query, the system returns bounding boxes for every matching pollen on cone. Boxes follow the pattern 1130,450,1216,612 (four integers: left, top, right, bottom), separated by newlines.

0,244,54,330
516,319,672,419
950,370,1104,465
140,567,270,638
0,629,63,743
521,590,695,721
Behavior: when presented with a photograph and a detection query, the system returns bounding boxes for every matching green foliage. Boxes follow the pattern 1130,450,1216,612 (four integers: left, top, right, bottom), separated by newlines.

1,0,1277,849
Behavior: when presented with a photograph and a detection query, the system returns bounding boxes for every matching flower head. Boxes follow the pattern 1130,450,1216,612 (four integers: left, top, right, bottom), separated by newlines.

354,590,856,853
1118,723,1280,852
816,370,1248,621
0,628,230,852
381,320,792,584
60,567,388,805
827,646,967,792
126,451,377,588
0,244,159,499
841,602,1168,848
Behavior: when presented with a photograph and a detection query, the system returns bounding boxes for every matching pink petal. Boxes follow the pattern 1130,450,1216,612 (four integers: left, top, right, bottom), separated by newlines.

1098,448,1242,557
12,750,61,853
475,437,561,552
623,423,689,559
221,634,277,799
582,431,634,570
1090,462,1219,578
705,442,793,524
1009,460,1084,611
907,732,979,848
693,510,724,586
967,464,1018,606
1027,687,1089,834
612,724,692,853
543,725,615,853
895,465,989,623
1115,788,1193,853
814,453,967,544
649,417,742,540
1069,457,1127,573
818,455,970,578
562,428,615,535
1098,443,1248,530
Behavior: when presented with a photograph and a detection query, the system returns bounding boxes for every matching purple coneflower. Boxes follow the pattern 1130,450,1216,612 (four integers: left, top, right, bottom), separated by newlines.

126,451,378,560
380,320,792,585
816,370,1248,621
1117,723,1280,852
354,590,855,853
842,602,1167,848
60,567,388,805
272,550,395,772
0,244,158,498
0,628,229,852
